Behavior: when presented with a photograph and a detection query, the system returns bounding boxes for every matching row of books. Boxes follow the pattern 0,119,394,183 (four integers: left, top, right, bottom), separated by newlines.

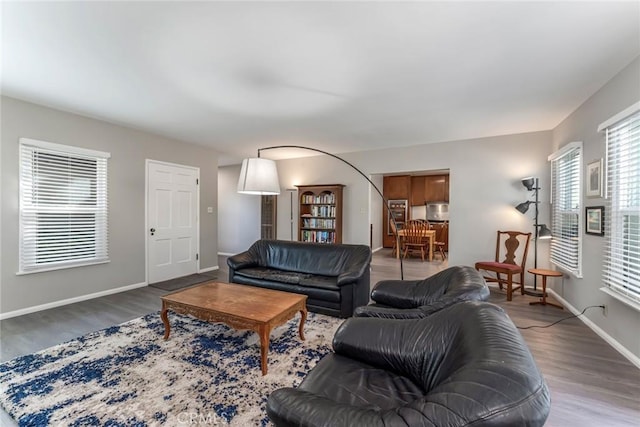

301,218,335,229
303,205,336,217
301,230,336,243
300,193,336,204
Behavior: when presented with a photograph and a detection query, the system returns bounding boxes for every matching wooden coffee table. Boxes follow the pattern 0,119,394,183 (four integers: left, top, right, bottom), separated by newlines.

160,281,307,375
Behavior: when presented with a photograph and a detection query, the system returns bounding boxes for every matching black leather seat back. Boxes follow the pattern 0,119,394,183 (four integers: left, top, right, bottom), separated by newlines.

247,239,371,276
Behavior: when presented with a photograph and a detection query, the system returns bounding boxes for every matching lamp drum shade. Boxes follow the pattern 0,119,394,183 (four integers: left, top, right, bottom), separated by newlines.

237,158,281,195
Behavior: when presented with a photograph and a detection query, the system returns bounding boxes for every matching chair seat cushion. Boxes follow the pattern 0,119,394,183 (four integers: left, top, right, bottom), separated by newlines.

475,261,522,272
299,354,424,411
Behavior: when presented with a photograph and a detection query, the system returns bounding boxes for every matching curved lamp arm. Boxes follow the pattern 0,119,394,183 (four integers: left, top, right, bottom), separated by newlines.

257,145,404,279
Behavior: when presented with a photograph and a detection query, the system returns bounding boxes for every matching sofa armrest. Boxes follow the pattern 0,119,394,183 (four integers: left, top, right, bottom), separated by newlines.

226,251,258,270
267,388,385,427
370,280,422,308
353,305,426,319
336,263,370,286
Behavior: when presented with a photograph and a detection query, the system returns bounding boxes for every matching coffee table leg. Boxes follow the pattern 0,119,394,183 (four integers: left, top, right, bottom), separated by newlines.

298,308,307,341
161,306,171,340
259,325,271,376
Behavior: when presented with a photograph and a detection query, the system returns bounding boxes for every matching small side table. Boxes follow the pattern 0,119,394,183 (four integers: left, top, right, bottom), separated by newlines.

527,268,564,309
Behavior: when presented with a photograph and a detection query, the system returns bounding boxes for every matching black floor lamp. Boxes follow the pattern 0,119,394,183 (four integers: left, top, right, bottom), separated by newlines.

515,177,552,291
285,188,297,241
237,145,404,279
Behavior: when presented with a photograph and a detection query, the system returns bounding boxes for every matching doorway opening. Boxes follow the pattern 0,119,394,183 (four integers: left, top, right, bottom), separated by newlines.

261,195,277,239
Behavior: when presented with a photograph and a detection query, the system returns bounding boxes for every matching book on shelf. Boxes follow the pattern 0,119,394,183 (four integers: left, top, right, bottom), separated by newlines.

310,205,336,217
302,218,336,229
301,230,336,244
301,193,336,204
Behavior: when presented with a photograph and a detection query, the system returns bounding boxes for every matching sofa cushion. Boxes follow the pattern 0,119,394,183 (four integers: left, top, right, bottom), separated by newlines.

234,267,340,291
299,354,424,411
230,274,342,303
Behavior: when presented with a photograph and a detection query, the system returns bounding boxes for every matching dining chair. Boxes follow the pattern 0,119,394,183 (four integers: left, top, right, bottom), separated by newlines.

389,220,400,257
402,220,429,261
432,221,448,260
475,230,531,301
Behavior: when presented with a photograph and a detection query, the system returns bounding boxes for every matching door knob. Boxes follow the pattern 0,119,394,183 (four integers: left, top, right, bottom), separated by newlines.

150,228,155,236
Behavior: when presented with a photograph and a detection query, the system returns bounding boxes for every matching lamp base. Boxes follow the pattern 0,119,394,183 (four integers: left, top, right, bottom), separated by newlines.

523,287,546,297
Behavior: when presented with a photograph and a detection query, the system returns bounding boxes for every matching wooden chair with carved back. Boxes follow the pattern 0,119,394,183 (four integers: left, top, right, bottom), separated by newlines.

475,230,531,301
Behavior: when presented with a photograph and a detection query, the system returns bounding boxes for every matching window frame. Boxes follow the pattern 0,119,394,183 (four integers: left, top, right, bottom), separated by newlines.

548,141,583,278
598,102,640,310
18,138,111,274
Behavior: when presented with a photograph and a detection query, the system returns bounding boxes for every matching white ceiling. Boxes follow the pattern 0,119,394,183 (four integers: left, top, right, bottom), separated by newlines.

3,1,639,165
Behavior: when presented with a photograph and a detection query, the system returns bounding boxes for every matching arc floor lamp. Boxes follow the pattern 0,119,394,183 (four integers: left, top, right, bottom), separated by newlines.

237,145,404,279
515,177,552,291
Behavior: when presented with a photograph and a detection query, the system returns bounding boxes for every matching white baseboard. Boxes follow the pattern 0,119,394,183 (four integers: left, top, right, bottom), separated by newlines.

217,252,236,257
371,246,385,253
199,266,219,273
0,281,148,320
547,289,640,369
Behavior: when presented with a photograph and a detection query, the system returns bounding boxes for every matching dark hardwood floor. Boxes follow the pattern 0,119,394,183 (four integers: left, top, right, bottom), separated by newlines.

1,250,638,426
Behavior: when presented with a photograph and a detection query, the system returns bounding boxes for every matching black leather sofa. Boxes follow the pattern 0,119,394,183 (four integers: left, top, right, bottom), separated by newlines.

227,239,372,318
267,301,550,427
354,265,489,319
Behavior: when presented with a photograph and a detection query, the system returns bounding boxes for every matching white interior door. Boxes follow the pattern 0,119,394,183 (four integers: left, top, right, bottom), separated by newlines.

147,161,199,283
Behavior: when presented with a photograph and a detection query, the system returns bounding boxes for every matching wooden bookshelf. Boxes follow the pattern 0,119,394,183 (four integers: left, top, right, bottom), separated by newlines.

296,184,344,244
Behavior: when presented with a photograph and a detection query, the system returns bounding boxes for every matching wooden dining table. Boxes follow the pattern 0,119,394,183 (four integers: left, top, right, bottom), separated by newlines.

396,228,436,261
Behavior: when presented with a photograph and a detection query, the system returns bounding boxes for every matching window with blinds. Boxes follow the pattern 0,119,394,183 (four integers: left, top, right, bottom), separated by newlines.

600,105,640,306
19,138,110,273
548,141,582,277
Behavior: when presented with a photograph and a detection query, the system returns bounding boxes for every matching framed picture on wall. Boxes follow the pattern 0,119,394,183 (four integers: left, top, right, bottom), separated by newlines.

586,159,603,198
585,206,604,236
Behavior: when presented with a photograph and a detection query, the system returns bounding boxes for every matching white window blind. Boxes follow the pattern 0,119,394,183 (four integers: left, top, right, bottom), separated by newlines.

19,138,110,273
548,142,582,277
601,107,640,305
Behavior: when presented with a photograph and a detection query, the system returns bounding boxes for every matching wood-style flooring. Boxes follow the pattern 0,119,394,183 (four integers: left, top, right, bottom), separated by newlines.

1,250,638,426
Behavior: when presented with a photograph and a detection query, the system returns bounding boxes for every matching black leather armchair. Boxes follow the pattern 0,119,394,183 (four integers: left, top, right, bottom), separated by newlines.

354,265,489,319
267,301,550,427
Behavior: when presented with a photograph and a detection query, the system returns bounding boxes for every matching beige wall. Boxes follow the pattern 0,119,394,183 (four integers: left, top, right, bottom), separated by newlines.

551,56,640,360
218,130,553,270
217,165,260,255
1,96,219,315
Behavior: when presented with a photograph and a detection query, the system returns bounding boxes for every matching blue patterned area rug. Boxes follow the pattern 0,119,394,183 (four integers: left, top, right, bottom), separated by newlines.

0,312,343,426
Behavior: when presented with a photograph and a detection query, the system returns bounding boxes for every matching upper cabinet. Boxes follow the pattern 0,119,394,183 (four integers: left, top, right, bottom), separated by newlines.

383,175,411,200
424,175,449,202
410,175,450,205
410,176,425,205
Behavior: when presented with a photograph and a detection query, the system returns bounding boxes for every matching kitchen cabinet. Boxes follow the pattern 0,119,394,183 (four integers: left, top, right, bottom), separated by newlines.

411,175,450,205
410,176,426,205
383,175,411,200
430,175,450,202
